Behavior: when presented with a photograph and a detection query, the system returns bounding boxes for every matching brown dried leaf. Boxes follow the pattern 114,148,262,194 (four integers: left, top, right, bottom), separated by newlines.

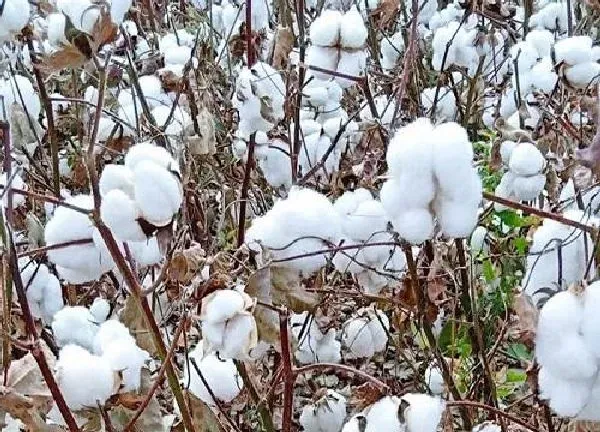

168,244,206,284
7,344,54,411
37,45,88,74
189,107,216,156
370,0,400,29
348,382,387,411
568,421,600,432
91,9,119,51
247,267,280,349
0,388,62,432
121,296,157,356
271,267,320,312
272,26,294,70
185,391,224,432
513,293,538,347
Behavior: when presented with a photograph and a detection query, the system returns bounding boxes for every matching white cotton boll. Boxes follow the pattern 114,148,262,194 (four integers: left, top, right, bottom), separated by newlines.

322,117,344,139
99,164,135,198
340,6,367,49
201,289,247,323
336,51,366,88
392,209,434,244
57,0,99,33
510,41,539,72
310,10,342,47
364,396,403,432
431,122,474,193
306,46,339,77
530,58,558,92
0,0,30,36
380,32,404,71
133,161,182,226
125,142,176,171
512,174,545,201
582,281,600,357
421,87,456,122
138,75,163,104
473,423,501,432
163,45,193,66
299,390,347,432
184,343,243,405
538,366,593,416
554,36,593,66
303,82,330,107
437,198,479,238
565,62,600,89
89,298,110,324
101,338,148,391
401,393,445,432
342,308,388,359
424,365,444,395
343,200,388,241
128,237,162,267
110,0,132,24
0,172,26,207
56,345,114,410
500,140,517,165
509,143,545,176
41,276,64,324
47,13,67,46
52,306,98,351
386,118,434,177
101,189,146,241
93,320,134,354
525,29,554,58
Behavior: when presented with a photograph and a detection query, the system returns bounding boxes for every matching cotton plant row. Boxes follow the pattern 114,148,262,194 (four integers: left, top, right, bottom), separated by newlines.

523,210,597,307
535,281,600,419
494,141,546,203
381,118,482,244
51,300,149,410
306,6,368,88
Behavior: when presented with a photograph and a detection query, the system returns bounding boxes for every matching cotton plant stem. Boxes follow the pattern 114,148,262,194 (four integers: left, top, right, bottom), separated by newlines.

293,363,389,389
402,243,472,430
446,400,540,431
0,123,11,387
236,133,256,247
279,307,294,432
234,359,275,432
291,0,306,184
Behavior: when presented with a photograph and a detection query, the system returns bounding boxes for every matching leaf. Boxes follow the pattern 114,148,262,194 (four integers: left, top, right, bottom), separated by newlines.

6,345,54,411
185,391,224,432
247,267,280,349
0,388,62,432
271,267,320,313
167,244,206,284
121,296,157,356
90,8,119,51
370,0,399,29
188,107,216,156
348,382,387,411
37,45,88,74
271,26,294,70
512,293,538,347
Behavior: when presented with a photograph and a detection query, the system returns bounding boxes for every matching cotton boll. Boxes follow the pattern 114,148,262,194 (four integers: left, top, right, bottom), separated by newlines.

99,164,135,198
47,13,67,46
342,308,388,359
401,393,445,432
421,87,456,122
89,298,111,324
386,118,435,177
554,36,593,66
124,142,177,171
138,75,163,105
538,366,593,416
564,62,600,89
256,141,292,190
500,140,517,165
110,0,132,24
512,174,545,201
201,289,248,323
343,200,388,241
380,31,404,71
101,338,148,391
184,342,243,405
93,320,134,354
101,189,146,241
299,390,347,432
133,160,182,226
364,396,403,432
436,198,479,238
336,51,366,88
525,29,554,58
340,6,367,49
52,306,98,351
424,365,444,395
56,345,115,410
0,0,30,36
391,209,434,244
508,143,545,176
310,10,342,47
41,276,64,324
128,237,163,267
582,281,600,357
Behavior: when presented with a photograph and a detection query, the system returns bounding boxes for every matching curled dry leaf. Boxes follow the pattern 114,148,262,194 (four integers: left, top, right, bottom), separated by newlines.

348,381,388,412
121,296,157,356
272,26,294,70
370,0,400,29
512,292,538,347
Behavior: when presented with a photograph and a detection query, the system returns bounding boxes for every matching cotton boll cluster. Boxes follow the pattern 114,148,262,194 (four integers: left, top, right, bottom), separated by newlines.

528,0,572,32
45,195,117,283
340,394,445,432
341,306,388,359
535,283,600,419
0,171,27,207
245,188,343,274
421,87,457,122
554,36,600,89
360,95,398,129
382,119,482,243
428,0,465,32
158,32,200,77
306,7,367,88
431,18,480,76
0,75,41,128
509,32,557,96
232,62,285,139
380,31,405,71
234,133,292,190
291,312,341,364
0,0,30,41
100,142,182,240
495,141,546,202
17,258,64,324
523,210,596,307
184,341,243,406
199,287,258,359
299,390,347,432
54,308,148,409
332,189,406,293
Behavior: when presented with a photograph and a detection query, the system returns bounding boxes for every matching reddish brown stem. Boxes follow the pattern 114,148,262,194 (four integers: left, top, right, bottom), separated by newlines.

446,400,540,431
279,307,294,432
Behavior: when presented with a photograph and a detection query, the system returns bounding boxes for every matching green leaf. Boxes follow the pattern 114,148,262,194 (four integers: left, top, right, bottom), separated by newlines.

506,342,532,361
506,368,526,383
483,259,497,282
497,210,525,228
513,236,528,254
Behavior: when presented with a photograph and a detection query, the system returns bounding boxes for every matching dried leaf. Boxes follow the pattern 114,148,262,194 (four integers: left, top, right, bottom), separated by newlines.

271,267,320,313
0,388,62,432
6,345,54,411
247,267,280,349
121,296,157,356
370,0,400,29
188,107,216,156
167,244,206,284
272,26,294,70
569,421,600,432
186,391,224,432
91,8,119,51
348,382,387,411
37,45,88,74
513,293,538,347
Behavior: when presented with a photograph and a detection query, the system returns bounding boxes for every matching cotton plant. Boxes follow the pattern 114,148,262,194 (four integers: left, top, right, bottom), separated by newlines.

0,75,42,152
421,87,457,122
291,312,341,364
332,188,406,294
340,394,445,432
380,31,405,71
528,0,573,33
17,258,64,324
299,390,347,432
245,187,343,274
341,305,389,359
306,6,368,88
494,141,546,203
183,341,244,406
522,210,597,307
381,119,482,244
535,282,600,419
100,142,183,240
199,286,258,359
554,36,600,89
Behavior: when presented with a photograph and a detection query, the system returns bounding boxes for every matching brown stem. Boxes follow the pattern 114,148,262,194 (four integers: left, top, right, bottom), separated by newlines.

279,307,294,432
18,238,94,258
236,133,256,247
293,363,389,390
446,400,540,431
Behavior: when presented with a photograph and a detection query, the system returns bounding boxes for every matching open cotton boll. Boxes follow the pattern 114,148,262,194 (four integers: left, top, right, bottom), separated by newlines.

342,307,389,359
425,364,444,395
525,29,554,58
564,62,600,89
255,141,292,190
306,46,340,78
89,298,110,323
529,58,558,92
401,393,445,432
99,164,135,198
133,160,182,226
508,143,545,176
342,199,388,241
386,118,435,177
512,174,545,201
510,41,539,72
125,142,177,171
392,209,434,244
554,36,593,66
340,6,367,49
52,306,98,351
431,122,474,189
184,342,243,405
363,396,403,432
137,75,163,104
0,0,30,37
421,87,456,122
293,313,341,364
538,366,593,416
41,276,64,324
110,0,132,24
336,51,366,88
57,0,99,33
101,189,146,241
436,198,479,238
128,237,162,267
93,320,135,354
47,13,67,46
310,10,342,47
500,140,517,164
0,172,26,207
56,345,115,410
101,338,148,391
380,31,404,71
299,390,347,432
582,281,600,357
